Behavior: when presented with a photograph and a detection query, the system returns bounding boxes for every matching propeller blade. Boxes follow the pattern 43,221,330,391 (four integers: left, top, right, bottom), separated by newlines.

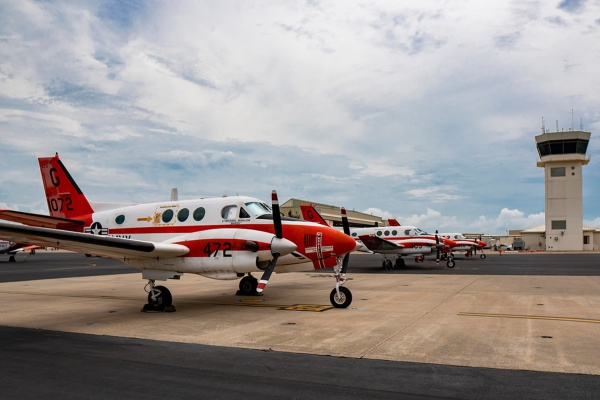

271,190,282,239
341,207,350,236
341,253,350,275
256,253,280,293
436,230,440,263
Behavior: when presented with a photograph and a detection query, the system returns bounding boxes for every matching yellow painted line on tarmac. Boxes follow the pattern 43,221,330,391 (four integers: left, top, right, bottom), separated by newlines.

459,312,600,324
0,290,332,312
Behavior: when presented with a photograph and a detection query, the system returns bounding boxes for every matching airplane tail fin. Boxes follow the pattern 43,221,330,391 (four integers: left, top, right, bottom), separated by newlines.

38,154,94,219
387,218,401,226
300,205,330,227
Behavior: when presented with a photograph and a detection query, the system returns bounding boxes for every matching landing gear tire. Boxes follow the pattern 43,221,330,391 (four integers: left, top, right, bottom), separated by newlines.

330,286,352,308
395,258,405,269
385,260,393,270
9,255,15,262
146,285,172,311
237,275,260,296
480,254,486,259
447,259,456,268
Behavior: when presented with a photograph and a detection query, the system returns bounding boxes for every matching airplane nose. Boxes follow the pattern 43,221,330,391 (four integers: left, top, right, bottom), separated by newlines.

334,230,357,256
443,238,457,247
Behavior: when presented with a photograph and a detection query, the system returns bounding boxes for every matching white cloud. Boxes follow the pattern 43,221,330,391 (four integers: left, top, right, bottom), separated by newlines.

1,1,600,232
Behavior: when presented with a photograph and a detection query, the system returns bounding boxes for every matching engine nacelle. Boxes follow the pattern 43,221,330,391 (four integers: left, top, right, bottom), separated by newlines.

165,228,281,274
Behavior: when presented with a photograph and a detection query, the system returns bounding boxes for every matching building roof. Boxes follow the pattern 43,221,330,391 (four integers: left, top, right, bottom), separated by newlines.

521,224,600,234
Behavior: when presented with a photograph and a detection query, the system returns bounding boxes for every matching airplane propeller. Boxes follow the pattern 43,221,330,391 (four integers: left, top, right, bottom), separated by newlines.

435,230,440,264
256,190,293,293
340,207,351,275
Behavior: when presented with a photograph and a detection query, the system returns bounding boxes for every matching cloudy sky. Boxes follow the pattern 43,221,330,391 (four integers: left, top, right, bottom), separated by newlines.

1,0,600,234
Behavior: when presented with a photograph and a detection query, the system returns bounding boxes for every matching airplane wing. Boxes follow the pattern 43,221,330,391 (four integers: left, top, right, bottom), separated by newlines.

358,235,404,251
0,209,84,230
0,222,189,260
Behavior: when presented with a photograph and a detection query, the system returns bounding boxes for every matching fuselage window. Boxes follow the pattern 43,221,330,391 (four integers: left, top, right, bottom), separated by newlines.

115,215,125,224
376,231,383,236
162,209,174,223
193,207,206,221
352,232,357,237
404,229,411,236
392,230,397,236
178,208,189,222
222,205,237,219
384,230,390,236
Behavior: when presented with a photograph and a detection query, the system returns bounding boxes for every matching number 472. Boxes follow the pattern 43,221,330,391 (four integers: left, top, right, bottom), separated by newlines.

203,242,232,257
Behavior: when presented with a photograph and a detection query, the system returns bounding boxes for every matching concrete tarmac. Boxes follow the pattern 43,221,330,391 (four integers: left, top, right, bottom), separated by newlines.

2,252,600,375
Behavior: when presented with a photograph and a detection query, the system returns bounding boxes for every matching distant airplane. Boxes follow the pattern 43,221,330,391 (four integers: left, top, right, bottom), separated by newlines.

389,219,487,260
357,226,458,269
0,240,37,262
438,233,487,259
301,209,457,268
0,154,357,310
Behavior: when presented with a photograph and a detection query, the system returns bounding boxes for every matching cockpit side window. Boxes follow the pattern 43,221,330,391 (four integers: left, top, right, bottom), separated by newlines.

404,229,411,236
239,208,251,219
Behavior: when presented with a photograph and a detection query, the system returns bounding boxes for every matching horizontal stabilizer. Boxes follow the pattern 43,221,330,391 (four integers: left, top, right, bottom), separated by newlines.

0,210,84,230
0,222,189,260
358,235,404,251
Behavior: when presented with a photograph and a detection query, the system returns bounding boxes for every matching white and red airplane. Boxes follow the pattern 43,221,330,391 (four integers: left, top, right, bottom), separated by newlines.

357,226,457,269
389,219,487,260
438,233,487,259
301,209,457,269
0,240,38,262
0,154,357,310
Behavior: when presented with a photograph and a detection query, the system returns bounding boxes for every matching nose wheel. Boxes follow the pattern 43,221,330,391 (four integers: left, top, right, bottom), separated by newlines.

330,286,352,308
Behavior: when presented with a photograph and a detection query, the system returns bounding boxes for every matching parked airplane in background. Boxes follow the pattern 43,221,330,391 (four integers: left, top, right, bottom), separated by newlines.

357,226,458,269
0,240,37,262
439,233,487,259
389,219,487,260
300,209,457,268
0,154,357,310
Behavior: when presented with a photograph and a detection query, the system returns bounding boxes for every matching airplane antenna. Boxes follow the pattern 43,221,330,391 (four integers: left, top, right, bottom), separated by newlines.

580,117,583,130
556,120,559,132
170,188,178,201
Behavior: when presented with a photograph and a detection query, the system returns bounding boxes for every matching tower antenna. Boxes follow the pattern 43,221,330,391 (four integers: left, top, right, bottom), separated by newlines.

541,117,545,134
571,109,574,131
580,117,583,131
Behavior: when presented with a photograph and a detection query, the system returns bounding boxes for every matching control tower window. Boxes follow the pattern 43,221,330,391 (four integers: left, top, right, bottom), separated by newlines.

551,220,566,230
551,167,566,177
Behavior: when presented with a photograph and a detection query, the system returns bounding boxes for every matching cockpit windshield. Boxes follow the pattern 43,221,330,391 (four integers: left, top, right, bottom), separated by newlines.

414,228,429,236
245,202,272,217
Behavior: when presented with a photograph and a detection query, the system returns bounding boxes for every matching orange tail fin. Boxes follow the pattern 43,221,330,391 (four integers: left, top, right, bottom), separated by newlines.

300,205,330,227
38,154,94,219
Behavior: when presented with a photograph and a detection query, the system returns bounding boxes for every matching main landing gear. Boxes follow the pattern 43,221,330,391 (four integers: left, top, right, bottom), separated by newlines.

142,280,176,312
237,274,260,296
381,257,406,270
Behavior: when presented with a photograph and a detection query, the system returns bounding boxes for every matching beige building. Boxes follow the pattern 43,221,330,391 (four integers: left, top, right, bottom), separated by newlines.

521,224,600,251
280,198,383,227
535,129,591,251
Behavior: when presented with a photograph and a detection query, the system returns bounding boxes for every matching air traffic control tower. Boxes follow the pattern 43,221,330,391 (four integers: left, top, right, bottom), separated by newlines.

535,129,590,251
